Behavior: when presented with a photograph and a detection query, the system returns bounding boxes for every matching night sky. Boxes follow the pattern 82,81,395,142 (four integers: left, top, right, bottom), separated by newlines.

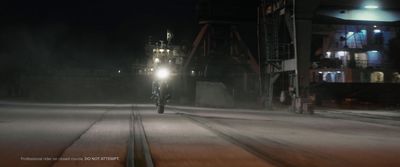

0,0,199,71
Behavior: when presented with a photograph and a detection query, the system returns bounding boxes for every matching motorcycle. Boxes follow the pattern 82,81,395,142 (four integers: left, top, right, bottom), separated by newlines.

153,67,171,114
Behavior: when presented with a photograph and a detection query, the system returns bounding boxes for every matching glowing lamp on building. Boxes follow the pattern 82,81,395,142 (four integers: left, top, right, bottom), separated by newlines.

373,29,382,33
364,5,379,9
326,51,332,58
347,32,354,36
337,51,347,57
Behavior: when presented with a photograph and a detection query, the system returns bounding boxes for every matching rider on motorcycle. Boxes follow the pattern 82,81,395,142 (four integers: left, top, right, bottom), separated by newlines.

151,66,172,101
151,79,171,101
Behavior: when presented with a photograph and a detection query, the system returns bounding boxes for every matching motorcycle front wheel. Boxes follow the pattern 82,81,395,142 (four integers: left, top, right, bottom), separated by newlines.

157,104,164,114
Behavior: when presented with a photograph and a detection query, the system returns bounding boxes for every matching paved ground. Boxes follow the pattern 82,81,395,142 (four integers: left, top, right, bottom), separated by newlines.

1,103,400,167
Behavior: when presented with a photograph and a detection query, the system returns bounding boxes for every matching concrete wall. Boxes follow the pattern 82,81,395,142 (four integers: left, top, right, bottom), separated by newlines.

195,81,234,108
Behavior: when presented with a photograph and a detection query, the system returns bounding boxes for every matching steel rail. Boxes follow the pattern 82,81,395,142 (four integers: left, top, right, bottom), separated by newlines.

127,106,154,167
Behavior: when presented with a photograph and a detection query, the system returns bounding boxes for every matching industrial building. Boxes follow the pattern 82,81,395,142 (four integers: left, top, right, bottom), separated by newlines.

149,0,400,109
258,0,400,110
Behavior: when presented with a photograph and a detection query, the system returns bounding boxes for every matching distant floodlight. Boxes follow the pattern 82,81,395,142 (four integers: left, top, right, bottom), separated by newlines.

373,25,377,28
371,50,379,53
337,71,342,74
118,70,121,74
373,29,382,33
364,5,379,9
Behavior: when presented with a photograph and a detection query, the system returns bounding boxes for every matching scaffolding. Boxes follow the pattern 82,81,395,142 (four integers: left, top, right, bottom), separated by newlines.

260,0,296,108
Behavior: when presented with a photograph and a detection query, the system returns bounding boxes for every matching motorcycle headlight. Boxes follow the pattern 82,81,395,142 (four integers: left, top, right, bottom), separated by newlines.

155,68,170,80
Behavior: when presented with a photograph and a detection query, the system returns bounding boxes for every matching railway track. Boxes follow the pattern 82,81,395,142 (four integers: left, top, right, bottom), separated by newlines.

127,106,154,167
176,111,291,167
175,111,349,167
315,111,400,127
125,107,358,167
